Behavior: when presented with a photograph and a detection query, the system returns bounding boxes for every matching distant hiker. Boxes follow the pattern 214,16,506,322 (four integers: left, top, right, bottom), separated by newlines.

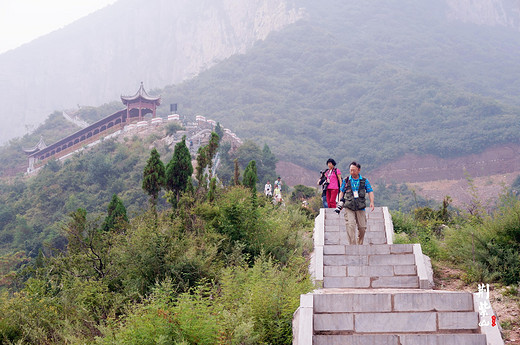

324,158,342,209
273,185,283,203
317,169,328,208
337,161,375,245
264,180,273,197
274,176,283,190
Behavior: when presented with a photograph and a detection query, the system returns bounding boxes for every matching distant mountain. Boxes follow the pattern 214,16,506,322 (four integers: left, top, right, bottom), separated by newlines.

0,0,303,144
2,0,520,174
154,0,520,171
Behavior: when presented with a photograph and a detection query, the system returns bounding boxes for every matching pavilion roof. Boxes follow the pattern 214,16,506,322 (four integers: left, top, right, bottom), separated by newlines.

23,135,47,154
121,82,161,105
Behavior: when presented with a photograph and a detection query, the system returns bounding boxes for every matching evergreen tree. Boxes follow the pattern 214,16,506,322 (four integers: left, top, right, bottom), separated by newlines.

207,177,217,202
261,143,278,183
142,148,165,207
243,160,258,192
244,160,259,208
214,122,224,142
102,194,128,232
207,132,220,174
195,132,220,189
196,145,209,189
216,141,233,185
165,136,193,206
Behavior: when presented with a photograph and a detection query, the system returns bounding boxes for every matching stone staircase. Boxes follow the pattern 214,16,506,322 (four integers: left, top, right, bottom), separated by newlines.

294,207,504,345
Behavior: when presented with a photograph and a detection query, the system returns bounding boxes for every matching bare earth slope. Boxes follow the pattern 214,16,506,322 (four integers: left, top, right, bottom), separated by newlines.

278,143,520,207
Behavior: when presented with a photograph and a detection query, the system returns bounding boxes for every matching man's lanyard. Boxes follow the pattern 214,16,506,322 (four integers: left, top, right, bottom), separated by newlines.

350,176,359,191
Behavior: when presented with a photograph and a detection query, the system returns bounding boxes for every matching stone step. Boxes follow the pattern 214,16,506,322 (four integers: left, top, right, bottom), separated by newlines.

314,334,486,345
314,311,479,333
323,275,420,288
323,253,415,266
313,291,475,313
324,216,384,228
323,244,413,255
324,264,417,277
324,231,387,245
323,226,386,235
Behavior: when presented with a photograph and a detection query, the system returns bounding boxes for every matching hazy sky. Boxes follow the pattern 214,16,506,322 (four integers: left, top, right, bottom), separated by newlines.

0,0,118,54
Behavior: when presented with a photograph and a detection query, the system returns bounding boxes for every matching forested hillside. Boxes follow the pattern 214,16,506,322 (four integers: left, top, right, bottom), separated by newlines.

154,0,520,171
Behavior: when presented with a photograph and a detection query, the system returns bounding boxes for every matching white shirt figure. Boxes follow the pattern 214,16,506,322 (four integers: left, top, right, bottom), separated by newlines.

264,181,272,196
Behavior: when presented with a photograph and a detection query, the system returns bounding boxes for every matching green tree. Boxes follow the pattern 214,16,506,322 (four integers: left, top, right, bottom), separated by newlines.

196,132,220,189
243,160,258,193
142,148,165,207
207,177,217,202
290,185,316,202
196,145,209,189
165,136,193,206
216,141,233,185
260,143,278,183
214,122,224,142
207,132,220,175
102,194,128,232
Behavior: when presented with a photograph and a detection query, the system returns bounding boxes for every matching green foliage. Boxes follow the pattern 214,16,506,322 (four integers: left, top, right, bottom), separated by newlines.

391,197,456,258
374,182,434,213
217,141,277,189
0,179,314,344
195,132,220,191
165,122,185,136
165,136,193,206
207,177,217,203
214,122,224,142
291,185,316,202
391,211,442,259
442,195,520,285
142,148,166,206
102,194,128,233
97,255,313,345
243,160,258,192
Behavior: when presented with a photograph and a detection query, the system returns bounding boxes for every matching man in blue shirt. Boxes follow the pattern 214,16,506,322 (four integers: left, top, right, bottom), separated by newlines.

338,161,375,244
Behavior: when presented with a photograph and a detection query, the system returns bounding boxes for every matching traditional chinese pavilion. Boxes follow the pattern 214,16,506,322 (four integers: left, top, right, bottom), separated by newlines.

121,82,161,121
24,83,161,172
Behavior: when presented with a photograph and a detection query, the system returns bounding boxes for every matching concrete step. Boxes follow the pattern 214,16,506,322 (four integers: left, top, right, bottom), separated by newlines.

314,311,479,333
323,253,415,266
313,290,475,313
324,264,417,277
323,275,419,288
315,311,479,333
324,217,384,231
314,334,487,345
312,291,482,341
323,244,413,255
324,231,387,245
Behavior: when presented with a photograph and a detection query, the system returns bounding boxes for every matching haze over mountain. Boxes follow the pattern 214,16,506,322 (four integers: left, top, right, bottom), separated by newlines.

0,0,303,144
1,0,520,174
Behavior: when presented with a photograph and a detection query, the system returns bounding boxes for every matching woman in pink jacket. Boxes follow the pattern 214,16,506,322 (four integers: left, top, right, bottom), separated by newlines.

325,158,342,208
